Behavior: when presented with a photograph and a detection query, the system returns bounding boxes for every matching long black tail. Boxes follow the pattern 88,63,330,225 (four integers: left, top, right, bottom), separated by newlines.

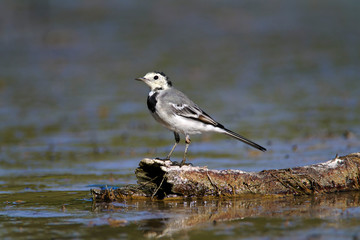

223,128,266,152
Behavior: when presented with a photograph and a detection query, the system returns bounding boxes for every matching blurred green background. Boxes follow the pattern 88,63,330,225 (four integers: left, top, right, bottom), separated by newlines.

0,1,359,239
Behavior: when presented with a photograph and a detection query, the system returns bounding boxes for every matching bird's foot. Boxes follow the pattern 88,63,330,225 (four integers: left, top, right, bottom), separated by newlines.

155,157,171,162
171,159,193,167
154,157,193,167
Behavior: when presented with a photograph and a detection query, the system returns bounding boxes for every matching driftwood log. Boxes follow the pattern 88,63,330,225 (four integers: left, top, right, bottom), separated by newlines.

91,152,360,201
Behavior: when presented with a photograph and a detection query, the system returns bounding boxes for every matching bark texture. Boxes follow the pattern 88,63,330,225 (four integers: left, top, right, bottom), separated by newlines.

91,152,360,201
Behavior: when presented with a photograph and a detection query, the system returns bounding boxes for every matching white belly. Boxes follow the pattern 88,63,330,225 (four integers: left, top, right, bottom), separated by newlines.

151,110,222,135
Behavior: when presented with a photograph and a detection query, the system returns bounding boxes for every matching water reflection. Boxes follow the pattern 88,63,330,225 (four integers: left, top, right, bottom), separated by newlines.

0,1,360,238
93,192,360,238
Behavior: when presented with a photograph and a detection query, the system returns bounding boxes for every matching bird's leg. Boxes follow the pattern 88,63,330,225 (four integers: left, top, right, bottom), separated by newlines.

156,132,180,163
165,132,180,160
180,135,191,166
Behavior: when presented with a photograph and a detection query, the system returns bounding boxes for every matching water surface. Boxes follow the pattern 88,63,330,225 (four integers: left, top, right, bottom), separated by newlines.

0,1,359,239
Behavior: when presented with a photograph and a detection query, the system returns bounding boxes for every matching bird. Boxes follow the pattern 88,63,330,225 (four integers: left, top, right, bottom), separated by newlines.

135,71,266,166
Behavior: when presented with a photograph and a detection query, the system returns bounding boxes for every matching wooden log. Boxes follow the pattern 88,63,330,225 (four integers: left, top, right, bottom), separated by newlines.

91,152,360,201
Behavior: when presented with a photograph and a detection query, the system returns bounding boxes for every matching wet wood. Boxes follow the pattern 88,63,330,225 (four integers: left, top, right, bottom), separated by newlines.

91,152,360,201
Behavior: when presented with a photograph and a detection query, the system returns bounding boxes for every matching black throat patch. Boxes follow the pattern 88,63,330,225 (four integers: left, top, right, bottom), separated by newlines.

147,92,159,113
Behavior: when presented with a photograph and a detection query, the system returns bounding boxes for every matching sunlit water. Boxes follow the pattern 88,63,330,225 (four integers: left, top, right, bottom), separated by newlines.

0,1,360,239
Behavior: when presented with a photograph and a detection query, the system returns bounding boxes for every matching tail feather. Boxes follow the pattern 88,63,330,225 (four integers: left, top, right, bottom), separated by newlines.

223,128,266,152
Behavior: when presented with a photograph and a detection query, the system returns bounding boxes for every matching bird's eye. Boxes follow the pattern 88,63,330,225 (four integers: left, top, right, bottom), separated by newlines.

154,75,159,80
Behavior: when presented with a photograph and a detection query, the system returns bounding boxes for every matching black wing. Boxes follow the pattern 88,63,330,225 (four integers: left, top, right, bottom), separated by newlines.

170,103,224,128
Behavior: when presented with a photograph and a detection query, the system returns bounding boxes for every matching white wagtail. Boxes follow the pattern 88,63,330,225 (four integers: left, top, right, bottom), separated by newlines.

136,71,266,166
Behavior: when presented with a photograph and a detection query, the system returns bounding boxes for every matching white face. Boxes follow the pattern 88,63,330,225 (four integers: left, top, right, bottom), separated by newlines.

137,72,172,90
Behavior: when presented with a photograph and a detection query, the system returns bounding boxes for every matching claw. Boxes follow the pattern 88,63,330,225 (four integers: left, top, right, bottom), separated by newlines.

181,162,193,167
171,160,193,167
155,157,192,167
171,161,181,166
155,157,171,161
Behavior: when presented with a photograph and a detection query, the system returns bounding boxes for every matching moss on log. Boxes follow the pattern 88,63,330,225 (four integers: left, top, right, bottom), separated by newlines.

91,152,360,201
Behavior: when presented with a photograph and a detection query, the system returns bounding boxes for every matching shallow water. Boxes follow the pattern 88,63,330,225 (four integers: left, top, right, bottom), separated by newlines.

0,1,360,239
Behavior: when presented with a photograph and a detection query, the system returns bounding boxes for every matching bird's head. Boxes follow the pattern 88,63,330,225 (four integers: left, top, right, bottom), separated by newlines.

135,71,172,91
